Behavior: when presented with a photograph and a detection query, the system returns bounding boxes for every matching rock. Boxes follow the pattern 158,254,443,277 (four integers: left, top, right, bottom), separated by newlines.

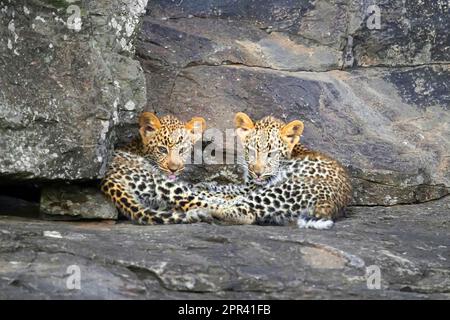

137,0,450,206
351,177,448,206
0,0,148,181
140,0,449,70
0,196,449,299
351,0,449,67
40,185,117,220
139,0,347,72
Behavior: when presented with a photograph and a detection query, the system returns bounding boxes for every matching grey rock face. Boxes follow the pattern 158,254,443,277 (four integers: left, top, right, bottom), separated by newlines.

141,0,449,70
0,197,449,299
41,185,117,220
137,0,450,206
351,0,449,67
0,0,148,181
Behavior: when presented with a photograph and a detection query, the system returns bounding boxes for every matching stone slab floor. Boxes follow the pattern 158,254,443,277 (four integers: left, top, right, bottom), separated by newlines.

0,197,449,299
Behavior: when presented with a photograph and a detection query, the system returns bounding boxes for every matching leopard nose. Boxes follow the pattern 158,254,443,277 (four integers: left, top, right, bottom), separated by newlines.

168,161,183,173
250,163,263,177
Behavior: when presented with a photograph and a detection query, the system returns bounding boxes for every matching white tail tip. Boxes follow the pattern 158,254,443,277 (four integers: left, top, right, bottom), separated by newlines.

297,217,334,230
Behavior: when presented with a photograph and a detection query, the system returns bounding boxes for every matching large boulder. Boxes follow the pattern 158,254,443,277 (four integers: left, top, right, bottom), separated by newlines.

137,0,450,206
40,185,117,220
0,0,149,181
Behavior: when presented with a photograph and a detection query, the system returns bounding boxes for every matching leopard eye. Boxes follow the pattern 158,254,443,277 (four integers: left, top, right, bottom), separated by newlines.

267,150,277,159
157,146,168,155
179,147,185,154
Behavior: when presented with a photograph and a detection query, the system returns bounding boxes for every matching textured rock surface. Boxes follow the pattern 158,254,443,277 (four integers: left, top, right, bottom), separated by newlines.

140,0,449,69
0,0,148,181
0,196,449,299
41,185,117,220
137,0,450,206
351,0,449,67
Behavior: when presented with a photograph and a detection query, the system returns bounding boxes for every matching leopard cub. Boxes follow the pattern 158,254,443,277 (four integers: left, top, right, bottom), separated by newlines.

101,112,215,225
200,112,352,230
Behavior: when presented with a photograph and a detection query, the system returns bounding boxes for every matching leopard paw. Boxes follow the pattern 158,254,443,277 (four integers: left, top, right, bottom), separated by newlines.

212,206,255,225
186,208,213,224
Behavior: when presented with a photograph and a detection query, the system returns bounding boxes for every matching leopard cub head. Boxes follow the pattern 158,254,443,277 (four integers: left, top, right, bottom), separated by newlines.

139,112,206,180
235,112,304,185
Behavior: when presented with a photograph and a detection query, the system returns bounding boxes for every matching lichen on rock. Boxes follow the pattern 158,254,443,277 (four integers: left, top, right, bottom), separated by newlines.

0,0,149,181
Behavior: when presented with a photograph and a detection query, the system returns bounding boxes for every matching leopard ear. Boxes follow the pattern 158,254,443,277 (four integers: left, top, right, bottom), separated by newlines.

185,117,206,142
280,120,304,152
235,112,254,142
139,112,161,138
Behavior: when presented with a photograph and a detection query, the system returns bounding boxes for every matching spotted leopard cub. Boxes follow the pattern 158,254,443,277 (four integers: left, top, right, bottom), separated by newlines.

205,112,352,230
101,112,212,225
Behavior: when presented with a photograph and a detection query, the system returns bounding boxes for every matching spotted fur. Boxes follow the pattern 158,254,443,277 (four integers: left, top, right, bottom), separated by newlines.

101,112,220,225
199,113,352,229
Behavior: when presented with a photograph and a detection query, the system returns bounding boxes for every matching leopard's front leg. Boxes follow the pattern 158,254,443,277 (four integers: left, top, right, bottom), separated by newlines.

209,199,257,225
184,194,257,225
151,175,226,212
101,177,209,225
151,177,255,224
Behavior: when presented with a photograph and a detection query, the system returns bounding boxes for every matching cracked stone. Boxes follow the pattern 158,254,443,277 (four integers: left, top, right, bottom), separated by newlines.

0,196,448,299
40,185,118,220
